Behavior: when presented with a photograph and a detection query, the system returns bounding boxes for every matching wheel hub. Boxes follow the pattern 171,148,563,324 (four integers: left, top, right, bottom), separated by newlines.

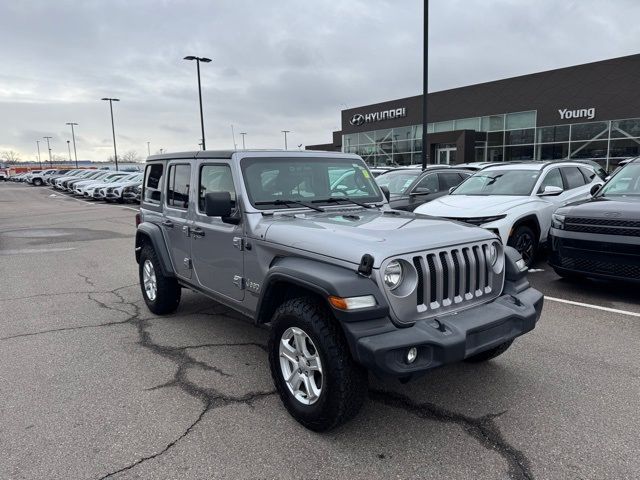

279,326,323,405
142,259,157,301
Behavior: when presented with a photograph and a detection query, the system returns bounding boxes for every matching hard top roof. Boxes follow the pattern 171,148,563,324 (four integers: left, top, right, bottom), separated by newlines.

146,149,359,162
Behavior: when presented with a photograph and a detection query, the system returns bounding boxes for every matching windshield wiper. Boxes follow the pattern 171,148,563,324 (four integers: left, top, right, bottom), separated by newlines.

312,197,377,209
255,199,325,212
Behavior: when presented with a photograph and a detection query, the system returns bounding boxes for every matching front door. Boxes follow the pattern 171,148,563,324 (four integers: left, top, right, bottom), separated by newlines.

436,145,457,165
163,162,193,279
190,163,244,301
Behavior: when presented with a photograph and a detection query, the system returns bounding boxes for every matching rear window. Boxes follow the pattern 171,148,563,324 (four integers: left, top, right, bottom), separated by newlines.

562,167,587,189
143,163,164,205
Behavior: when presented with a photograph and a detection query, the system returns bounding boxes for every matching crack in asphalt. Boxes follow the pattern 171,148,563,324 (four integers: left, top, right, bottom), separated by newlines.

0,283,139,303
78,273,95,287
369,389,534,480
94,287,276,479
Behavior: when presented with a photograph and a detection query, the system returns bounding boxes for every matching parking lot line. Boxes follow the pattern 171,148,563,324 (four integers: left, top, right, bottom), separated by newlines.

546,296,640,318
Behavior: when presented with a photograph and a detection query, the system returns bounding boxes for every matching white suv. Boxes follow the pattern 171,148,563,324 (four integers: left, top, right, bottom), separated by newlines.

414,161,603,266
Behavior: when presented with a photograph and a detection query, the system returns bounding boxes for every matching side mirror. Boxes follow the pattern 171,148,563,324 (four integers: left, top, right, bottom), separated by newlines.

590,184,603,196
411,187,431,195
205,191,233,217
380,185,391,202
539,185,563,196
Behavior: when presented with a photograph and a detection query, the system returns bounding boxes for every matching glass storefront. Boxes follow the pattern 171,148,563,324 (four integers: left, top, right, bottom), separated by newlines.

344,111,640,170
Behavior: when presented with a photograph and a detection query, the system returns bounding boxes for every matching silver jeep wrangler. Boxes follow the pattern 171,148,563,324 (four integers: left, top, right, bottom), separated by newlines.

135,150,543,431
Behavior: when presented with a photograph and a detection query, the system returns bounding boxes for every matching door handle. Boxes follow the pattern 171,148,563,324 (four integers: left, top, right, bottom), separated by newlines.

191,227,205,238
161,220,174,228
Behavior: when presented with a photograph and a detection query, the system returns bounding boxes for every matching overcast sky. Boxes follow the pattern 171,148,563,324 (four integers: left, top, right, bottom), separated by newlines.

1,0,640,162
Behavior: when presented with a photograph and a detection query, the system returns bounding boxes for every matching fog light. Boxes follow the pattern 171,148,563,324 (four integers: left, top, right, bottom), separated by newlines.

406,347,418,364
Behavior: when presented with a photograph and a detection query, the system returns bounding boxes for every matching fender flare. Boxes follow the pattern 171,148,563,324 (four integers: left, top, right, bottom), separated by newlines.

255,256,389,324
135,222,175,277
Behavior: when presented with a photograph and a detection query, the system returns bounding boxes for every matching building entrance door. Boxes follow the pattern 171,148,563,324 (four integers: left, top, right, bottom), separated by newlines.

436,145,457,165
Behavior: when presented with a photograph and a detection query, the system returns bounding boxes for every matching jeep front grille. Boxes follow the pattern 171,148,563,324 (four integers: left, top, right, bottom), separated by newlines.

381,241,504,324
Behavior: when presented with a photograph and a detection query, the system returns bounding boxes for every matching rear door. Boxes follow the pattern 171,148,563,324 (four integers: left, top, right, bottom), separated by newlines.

163,161,193,279
559,166,592,204
190,162,244,301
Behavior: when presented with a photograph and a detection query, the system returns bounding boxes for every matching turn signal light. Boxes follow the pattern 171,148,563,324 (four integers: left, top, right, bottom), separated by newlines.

328,295,376,311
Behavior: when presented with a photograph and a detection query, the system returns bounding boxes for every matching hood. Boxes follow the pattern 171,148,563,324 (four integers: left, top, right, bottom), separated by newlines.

416,195,537,217
557,196,640,220
260,208,494,267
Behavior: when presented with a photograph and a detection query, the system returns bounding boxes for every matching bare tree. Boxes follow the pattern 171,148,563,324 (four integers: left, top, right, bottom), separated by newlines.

121,150,141,163
0,150,22,163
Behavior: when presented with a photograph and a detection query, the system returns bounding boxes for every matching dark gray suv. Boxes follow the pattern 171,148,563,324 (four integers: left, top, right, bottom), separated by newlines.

135,150,543,431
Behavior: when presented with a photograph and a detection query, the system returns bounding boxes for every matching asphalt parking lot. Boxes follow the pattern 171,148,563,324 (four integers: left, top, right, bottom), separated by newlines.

1,183,639,480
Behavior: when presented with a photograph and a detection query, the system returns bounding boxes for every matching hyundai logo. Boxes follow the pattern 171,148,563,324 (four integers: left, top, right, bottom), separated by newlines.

350,114,365,126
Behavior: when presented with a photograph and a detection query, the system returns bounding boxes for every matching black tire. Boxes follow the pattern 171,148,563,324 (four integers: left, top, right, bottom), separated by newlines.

139,244,181,315
268,297,368,432
508,225,538,268
33,178,43,186
465,340,514,363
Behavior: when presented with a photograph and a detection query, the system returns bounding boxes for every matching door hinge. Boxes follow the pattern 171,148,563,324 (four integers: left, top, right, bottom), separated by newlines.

182,225,190,237
183,257,192,269
232,237,244,250
233,275,245,289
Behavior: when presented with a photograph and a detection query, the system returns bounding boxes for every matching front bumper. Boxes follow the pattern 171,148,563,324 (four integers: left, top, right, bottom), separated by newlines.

344,286,543,378
549,231,640,282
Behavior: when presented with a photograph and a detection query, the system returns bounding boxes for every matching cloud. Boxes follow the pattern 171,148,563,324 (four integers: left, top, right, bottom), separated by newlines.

1,0,640,160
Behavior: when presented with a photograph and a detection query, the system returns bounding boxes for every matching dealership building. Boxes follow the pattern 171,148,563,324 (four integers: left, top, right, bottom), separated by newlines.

308,54,640,170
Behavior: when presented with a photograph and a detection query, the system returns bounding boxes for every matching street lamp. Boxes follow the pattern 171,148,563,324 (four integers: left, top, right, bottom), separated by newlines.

421,0,429,170
66,122,79,168
240,132,247,150
281,130,290,150
43,136,53,167
183,55,212,150
36,140,42,169
147,141,151,156
66,140,72,162
101,97,120,171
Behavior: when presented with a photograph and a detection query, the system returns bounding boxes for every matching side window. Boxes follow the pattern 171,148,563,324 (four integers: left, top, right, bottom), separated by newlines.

579,166,596,182
538,168,564,193
166,164,191,209
562,167,586,190
413,173,438,193
439,172,466,190
143,163,163,205
198,165,236,212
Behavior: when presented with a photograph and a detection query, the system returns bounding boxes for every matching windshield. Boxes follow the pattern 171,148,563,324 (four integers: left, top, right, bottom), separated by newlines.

453,169,540,196
599,163,640,197
375,170,421,195
241,157,383,209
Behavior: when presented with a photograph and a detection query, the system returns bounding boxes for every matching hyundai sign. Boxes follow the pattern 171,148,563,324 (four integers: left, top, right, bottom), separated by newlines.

349,108,407,126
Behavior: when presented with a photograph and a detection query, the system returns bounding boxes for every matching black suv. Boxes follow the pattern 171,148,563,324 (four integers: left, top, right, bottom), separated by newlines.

375,166,471,211
549,157,640,282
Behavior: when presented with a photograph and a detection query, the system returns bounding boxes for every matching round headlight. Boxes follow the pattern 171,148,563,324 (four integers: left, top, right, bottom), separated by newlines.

384,260,403,290
489,244,498,266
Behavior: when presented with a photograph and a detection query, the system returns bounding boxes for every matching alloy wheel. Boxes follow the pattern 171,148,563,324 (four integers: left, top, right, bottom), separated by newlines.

142,259,157,301
279,327,323,405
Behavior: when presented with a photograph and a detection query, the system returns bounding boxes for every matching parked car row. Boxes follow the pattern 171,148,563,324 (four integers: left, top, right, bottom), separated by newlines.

19,167,142,203
373,158,640,282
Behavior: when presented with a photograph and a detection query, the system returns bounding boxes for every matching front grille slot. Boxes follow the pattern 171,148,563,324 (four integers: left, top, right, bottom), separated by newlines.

405,241,503,321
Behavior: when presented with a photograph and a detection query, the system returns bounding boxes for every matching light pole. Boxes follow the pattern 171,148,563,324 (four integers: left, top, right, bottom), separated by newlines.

147,141,151,156
240,132,247,150
66,122,79,168
101,97,120,171
36,140,42,169
66,140,72,163
421,0,429,170
281,130,290,150
43,136,53,167
183,55,212,150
